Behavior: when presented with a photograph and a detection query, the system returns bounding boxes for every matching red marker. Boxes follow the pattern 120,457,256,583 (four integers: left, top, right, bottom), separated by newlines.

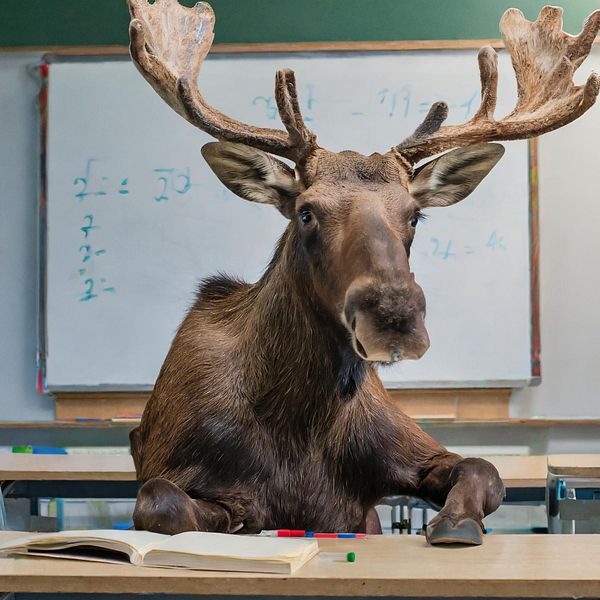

275,529,305,537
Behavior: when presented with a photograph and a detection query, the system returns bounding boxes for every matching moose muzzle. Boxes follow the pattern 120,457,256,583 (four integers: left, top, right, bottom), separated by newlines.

343,276,430,363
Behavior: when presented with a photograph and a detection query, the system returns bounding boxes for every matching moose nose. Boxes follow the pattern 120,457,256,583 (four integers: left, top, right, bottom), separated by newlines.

343,277,430,363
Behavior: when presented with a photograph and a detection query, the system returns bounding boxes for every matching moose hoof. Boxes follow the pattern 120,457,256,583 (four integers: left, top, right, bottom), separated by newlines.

426,517,483,546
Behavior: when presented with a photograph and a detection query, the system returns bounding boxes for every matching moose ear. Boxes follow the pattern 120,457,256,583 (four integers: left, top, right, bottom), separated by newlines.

201,142,303,218
408,143,505,208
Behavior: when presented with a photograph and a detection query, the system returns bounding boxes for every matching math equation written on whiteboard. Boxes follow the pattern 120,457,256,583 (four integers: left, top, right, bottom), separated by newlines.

73,158,198,204
71,158,198,303
249,83,479,124
76,213,115,302
421,230,508,260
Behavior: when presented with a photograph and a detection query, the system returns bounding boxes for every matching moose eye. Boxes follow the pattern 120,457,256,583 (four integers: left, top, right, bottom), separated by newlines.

410,211,425,228
298,207,313,225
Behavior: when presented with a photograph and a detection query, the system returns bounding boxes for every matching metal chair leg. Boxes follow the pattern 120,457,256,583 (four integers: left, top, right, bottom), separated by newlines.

0,482,8,530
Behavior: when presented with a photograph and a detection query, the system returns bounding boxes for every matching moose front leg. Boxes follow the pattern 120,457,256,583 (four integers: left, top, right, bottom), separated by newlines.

415,453,505,545
133,478,234,535
385,409,505,545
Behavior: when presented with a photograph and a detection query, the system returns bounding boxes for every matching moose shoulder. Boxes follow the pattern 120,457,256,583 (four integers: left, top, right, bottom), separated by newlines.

127,0,600,545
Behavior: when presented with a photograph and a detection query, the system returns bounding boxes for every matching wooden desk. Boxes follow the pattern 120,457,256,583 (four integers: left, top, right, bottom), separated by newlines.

546,454,600,534
0,453,549,488
0,454,134,482
0,533,598,597
548,454,600,478
488,455,548,488
0,455,137,520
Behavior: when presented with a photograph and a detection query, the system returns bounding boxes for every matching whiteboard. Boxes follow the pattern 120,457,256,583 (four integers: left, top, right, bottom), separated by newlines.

42,51,534,390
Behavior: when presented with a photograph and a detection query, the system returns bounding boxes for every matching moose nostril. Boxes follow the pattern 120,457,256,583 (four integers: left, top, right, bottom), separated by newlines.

351,316,357,331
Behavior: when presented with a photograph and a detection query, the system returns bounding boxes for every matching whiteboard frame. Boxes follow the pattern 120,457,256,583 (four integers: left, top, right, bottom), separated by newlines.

36,48,540,392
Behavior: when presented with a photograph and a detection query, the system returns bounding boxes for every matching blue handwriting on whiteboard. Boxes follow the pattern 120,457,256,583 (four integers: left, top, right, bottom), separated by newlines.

378,85,411,118
430,237,457,260
73,160,199,203
252,84,316,123
369,88,478,121
418,91,478,120
153,167,195,202
80,214,99,238
421,231,508,260
77,213,115,302
73,159,108,201
485,230,507,251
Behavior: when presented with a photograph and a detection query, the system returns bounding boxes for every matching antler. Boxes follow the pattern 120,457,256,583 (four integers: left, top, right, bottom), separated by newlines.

396,6,600,163
128,0,316,162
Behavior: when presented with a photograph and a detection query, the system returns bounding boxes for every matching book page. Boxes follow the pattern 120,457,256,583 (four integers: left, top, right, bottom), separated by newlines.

145,531,318,561
13,548,136,566
0,529,169,564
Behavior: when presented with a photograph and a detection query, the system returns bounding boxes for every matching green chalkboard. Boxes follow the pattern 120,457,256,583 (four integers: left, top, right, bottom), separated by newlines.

2,0,599,47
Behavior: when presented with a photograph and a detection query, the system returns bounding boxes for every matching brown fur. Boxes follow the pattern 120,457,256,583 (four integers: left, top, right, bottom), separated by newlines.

131,148,505,537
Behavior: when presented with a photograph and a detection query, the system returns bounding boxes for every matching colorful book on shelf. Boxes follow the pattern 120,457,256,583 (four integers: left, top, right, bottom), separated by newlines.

0,529,319,574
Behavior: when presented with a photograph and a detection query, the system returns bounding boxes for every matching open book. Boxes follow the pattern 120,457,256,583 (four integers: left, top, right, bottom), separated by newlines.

0,529,319,574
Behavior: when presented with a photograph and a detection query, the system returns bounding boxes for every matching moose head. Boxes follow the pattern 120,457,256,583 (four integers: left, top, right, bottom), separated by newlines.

128,0,599,365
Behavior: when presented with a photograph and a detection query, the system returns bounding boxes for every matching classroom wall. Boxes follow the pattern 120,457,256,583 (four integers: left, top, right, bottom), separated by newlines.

0,52,54,421
1,1,600,447
3,0,600,46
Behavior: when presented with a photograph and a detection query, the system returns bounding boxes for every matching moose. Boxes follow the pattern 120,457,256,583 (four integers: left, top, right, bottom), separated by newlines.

127,0,600,545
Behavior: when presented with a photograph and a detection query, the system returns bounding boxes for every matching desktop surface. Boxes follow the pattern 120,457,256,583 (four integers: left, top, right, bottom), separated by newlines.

0,532,598,597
